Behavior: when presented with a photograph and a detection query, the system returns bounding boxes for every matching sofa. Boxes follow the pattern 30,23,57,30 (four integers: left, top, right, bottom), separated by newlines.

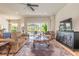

0,32,28,55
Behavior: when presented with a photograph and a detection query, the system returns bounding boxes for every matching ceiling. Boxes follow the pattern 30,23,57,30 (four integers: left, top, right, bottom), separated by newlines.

0,3,66,19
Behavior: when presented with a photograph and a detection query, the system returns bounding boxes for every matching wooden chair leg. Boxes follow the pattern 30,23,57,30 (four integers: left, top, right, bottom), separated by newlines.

7,44,11,56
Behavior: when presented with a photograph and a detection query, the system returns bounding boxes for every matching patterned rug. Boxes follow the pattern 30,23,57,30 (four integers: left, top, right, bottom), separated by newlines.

31,47,54,56
15,40,73,56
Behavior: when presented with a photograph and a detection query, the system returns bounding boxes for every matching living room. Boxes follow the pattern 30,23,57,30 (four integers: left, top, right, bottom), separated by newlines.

0,3,79,56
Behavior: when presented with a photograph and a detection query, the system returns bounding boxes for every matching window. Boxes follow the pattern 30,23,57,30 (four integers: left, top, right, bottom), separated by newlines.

11,23,18,32
27,23,48,32
27,23,39,32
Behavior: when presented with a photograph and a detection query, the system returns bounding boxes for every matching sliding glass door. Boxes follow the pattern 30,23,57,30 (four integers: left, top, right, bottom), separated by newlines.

27,23,48,35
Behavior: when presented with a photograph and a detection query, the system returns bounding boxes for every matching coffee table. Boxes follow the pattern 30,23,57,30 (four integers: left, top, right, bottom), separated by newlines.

32,35,51,48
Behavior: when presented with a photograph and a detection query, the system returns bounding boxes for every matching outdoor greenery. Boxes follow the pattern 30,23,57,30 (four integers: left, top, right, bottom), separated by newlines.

11,26,17,32
27,24,39,32
27,23,48,32
41,23,48,33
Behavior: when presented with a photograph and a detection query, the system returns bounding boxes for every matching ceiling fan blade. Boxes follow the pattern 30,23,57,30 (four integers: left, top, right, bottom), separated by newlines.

30,5,39,7
27,3,31,6
27,3,39,7
30,7,35,11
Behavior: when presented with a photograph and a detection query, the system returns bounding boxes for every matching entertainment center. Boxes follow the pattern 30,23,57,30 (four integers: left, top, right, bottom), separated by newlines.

56,18,79,49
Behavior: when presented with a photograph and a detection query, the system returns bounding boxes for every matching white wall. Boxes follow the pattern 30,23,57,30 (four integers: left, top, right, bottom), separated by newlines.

55,3,79,33
50,15,55,31
24,16,55,32
0,16,8,32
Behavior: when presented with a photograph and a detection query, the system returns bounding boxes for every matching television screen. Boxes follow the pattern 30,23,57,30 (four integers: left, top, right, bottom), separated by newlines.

59,23,65,31
65,22,72,31
59,18,72,31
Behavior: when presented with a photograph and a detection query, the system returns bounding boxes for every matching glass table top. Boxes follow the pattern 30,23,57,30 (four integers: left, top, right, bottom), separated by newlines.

29,35,48,41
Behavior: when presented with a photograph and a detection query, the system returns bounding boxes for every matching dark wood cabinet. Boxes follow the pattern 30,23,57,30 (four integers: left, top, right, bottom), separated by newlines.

56,18,79,49
56,31,79,49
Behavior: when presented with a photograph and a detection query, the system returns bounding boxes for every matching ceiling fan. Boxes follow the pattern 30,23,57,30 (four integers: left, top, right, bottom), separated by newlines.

23,3,39,11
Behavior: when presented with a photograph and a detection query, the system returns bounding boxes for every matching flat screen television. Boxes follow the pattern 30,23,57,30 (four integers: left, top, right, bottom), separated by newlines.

59,23,65,31
65,22,72,31
59,18,73,31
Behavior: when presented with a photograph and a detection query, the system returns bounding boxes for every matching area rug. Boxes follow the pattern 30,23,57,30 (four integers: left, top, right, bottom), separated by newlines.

15,40,73,56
